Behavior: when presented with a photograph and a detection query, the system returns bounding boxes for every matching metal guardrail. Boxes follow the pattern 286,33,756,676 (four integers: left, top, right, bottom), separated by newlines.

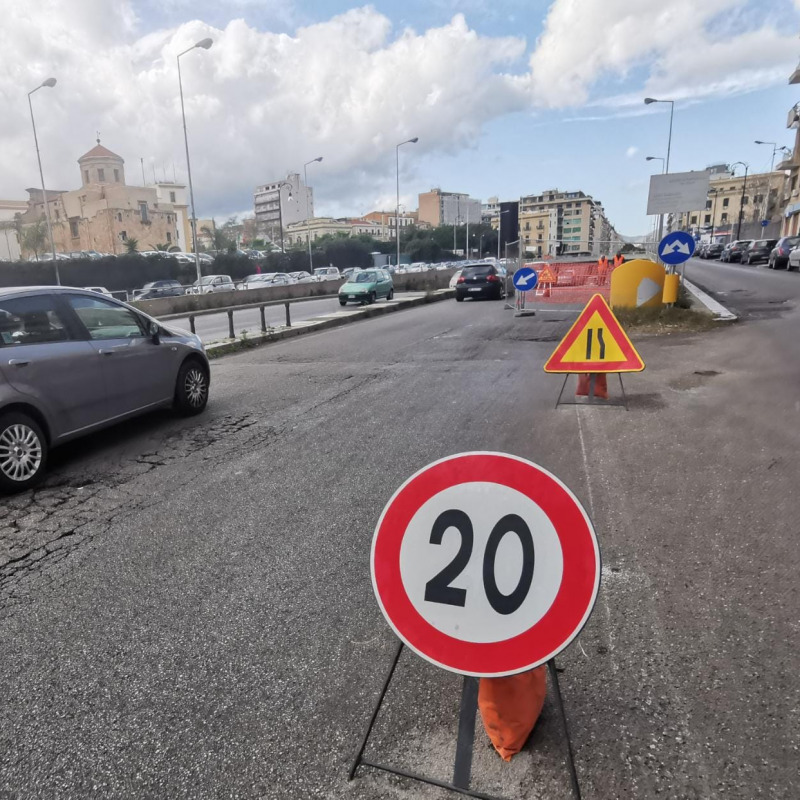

165,293,341,338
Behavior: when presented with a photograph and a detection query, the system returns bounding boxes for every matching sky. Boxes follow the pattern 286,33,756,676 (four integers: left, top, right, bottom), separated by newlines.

1,0,799,237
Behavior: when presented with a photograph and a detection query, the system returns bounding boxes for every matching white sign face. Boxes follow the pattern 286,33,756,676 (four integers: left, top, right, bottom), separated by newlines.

398,482,564,644
647,171,711,215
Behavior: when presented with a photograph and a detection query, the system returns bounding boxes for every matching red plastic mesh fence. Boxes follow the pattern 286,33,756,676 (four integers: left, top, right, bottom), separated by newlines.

519,261,622,305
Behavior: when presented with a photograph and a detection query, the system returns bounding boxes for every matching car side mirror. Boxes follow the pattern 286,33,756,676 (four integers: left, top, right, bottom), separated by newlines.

148,320,161,343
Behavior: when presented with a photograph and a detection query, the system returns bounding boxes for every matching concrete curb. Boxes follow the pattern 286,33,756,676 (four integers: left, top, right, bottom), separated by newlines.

205,289,455,359
683,279,738,321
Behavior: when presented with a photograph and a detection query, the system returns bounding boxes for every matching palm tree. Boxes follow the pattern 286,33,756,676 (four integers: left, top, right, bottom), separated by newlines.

21,218,47,260
124,237,139,254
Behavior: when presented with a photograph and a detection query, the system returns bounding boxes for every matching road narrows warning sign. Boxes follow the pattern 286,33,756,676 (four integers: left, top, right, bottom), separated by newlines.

543,293,645,373
370,452,601,677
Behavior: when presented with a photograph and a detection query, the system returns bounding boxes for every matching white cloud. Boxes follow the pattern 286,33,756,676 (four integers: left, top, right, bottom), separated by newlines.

0,2,527,218
526,0,797,108
626,146,639,158
1,0,798,221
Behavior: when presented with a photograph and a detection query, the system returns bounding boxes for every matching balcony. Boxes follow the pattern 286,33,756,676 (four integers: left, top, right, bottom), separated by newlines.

790,61,800,85
787,102,800,129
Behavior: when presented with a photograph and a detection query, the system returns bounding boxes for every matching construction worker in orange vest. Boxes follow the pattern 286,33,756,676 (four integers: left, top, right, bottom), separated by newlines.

613,253,624,268
597,254,609,284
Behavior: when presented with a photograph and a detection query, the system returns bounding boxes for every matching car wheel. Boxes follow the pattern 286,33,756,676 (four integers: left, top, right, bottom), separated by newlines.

0,412,48,493
174,359,209,416
456,294,464,302
369,292,376,304
387,289,394,301
339,299,347,306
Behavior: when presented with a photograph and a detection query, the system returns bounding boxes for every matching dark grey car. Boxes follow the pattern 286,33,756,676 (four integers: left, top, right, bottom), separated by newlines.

0,287,210,492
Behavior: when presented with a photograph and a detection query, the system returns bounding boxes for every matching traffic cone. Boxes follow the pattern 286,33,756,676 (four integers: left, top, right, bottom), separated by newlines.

576,373,608,399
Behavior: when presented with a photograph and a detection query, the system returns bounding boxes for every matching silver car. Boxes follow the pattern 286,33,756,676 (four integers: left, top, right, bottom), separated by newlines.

0,287,210,492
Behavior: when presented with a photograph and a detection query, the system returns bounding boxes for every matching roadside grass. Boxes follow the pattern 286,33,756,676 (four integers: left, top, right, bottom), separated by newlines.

612,304,721,334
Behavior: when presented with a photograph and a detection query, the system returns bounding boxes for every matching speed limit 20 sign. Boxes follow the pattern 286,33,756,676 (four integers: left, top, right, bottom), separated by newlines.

370,452,600,677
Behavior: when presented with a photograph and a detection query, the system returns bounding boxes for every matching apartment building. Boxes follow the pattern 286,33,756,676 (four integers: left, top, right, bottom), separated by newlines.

20,142,180,255
518,189,620,256
152,182,190,251
253,172,313,242
418,188,481,227
361,210,418,241
780,64,800,235
674,169,786,240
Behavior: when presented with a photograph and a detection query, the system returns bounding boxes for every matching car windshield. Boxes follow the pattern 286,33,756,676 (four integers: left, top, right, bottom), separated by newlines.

142,283,155,289
244,275,262,282
354,272,378,283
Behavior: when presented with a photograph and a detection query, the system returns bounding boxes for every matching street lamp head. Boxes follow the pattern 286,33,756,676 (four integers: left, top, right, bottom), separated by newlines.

409,137,419,144
195,38,213,50
645,156,658,161
644,97,657,105
754,140,766,145
41,77,57,88
313,156,323,163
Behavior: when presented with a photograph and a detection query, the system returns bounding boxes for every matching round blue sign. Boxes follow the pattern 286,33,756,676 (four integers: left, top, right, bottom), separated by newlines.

513,266,538,292
658,231,696,265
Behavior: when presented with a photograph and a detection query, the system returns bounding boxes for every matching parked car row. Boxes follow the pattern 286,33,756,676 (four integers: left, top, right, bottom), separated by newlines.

698,237,800,269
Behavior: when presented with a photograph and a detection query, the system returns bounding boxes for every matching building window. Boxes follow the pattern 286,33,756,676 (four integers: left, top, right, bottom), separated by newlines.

69,219,79,238
84,170,89,184
98,168,105,182
705,200,712,209
54,209,60,220
166,232,172,243
721,213,728,223
120,230,127,241
723,198,729,208
690,215,697,224
704,214,711,224
170,191,176,203
139,202,149,223
114,169,119,182
754,194,763,204
117,213,122,222
741,196,748,206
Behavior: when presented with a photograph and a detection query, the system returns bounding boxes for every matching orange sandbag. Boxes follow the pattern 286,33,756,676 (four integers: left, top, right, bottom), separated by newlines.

576,373,608,399
478,667,547,761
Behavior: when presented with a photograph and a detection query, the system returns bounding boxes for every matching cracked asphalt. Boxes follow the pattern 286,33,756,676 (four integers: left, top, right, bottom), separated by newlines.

0,264,798,799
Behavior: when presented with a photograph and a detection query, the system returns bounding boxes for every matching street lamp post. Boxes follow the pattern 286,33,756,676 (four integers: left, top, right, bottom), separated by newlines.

177,37,213,284
731,162,749,240
304,157,323,273
645,98,675,254
754,141,789,226
708,188,718,242
395,138,418,267
28,77,59,284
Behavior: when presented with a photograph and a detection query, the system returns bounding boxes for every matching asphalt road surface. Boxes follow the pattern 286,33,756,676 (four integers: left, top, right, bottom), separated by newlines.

164,294,405,343
1,276,798,799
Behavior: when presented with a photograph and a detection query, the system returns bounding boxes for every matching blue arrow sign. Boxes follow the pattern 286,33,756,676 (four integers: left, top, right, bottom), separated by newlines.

658,231,696,265
761,220,769,227
512,266,538,292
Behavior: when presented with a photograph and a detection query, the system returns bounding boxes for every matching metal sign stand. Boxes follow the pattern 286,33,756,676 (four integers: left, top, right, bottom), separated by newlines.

554,373,629,410
349,642,582,800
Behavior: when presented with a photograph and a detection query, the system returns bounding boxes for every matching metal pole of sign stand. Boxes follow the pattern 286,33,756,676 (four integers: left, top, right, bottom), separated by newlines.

349,644,583,800
554,373,629,410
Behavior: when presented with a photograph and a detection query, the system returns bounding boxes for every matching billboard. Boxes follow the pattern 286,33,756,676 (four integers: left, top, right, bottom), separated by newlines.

647,171,711,215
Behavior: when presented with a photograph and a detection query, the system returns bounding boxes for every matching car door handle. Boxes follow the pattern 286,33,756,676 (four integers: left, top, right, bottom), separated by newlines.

97,349,114,356
8,358,29,367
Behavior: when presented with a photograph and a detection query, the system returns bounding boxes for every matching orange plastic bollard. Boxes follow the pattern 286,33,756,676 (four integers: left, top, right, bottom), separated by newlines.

478,667,547,761
576,373,608,399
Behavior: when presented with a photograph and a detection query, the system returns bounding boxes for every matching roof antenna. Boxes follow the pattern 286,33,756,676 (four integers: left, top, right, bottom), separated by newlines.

96,131,101,145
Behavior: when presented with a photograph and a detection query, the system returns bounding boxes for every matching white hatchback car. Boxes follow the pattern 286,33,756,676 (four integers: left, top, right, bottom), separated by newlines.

190,275,235,294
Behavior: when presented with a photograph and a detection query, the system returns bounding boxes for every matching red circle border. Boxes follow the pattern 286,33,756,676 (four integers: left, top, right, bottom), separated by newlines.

370,453,600,676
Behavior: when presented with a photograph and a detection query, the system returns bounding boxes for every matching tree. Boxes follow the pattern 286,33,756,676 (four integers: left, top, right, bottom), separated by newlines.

21,218,47,260
124,237,139,254
201,219,235,252
150,242,171,251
